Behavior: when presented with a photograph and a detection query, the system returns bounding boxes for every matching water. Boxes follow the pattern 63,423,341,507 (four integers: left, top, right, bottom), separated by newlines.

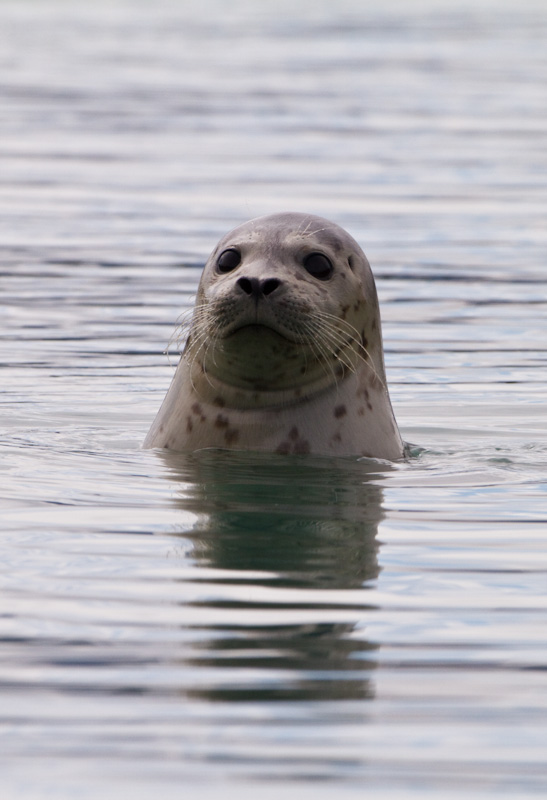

1,1,547,797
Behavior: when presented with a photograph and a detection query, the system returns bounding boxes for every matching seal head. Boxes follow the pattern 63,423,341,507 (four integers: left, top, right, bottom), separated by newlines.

144,212,404,460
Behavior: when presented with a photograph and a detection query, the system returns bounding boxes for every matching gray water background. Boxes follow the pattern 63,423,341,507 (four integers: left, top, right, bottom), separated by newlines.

1,0,546,797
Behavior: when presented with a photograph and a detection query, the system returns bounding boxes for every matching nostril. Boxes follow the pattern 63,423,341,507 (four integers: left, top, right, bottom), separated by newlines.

236,276,281,298
236,277,258,296
262,278,280,296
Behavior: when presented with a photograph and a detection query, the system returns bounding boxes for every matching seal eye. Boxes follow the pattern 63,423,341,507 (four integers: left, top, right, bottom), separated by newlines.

217,249,241,273
303,252,333,281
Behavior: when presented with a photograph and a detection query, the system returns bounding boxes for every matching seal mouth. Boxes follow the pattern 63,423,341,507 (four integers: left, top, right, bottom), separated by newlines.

223,322,292,342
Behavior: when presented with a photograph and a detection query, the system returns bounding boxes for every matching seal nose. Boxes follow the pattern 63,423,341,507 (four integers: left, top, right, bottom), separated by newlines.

236,276,281,299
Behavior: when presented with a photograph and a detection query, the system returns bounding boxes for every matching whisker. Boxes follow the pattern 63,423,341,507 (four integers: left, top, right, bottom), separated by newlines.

300,319,343,385
309,309,387,390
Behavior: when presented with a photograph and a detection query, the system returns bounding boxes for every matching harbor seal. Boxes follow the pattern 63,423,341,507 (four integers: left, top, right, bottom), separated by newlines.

144,212,404,460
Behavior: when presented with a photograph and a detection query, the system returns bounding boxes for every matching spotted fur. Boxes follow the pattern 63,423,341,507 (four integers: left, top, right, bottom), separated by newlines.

144,213,404,460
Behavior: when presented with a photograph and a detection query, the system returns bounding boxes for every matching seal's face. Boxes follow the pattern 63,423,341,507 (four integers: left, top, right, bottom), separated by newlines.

144,212,403,459
185,212,386,402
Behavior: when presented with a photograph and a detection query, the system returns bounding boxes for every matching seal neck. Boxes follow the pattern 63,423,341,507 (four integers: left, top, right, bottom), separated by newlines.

188,357,353,411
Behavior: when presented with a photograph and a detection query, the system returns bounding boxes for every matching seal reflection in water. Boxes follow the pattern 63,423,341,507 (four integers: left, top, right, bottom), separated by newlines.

161,449,388,702
144,212,404,460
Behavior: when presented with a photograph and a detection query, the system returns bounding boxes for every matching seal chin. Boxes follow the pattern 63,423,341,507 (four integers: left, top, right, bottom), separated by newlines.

202,324,313,393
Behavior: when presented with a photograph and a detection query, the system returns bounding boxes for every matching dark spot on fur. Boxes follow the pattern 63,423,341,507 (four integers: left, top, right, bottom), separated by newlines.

159,424,164,434
191,402,206,422
371,319,377,331
334,404,347,418
300,366,306,375
276,441,290,455
341,304,350,319
276,427,309,455
331,432,342,444
213,396,225,407
358,406,365,416
361,332,368,349
367,402,373,411
186,417,193,433
215,414,229,429
353,301,361,312
224,428,239,445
